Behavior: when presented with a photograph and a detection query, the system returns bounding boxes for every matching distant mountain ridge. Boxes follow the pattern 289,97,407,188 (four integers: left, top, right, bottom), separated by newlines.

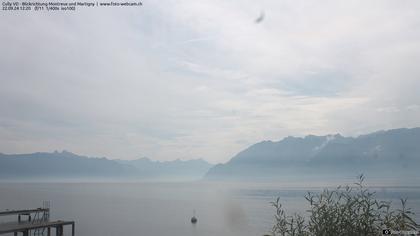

0,151,213,181
2,128,419,182
205,128,420,180
117,157,213,180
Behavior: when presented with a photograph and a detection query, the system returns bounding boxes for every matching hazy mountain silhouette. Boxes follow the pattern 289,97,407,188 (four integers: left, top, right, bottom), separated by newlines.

0,151,212,181
205,128,420,180
117,158,213,180
2,128,418,182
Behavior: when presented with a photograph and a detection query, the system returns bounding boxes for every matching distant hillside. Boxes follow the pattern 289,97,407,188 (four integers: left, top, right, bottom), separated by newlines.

0,151,135,180
0,151,212,181
117,158,213,180
204,128,420,181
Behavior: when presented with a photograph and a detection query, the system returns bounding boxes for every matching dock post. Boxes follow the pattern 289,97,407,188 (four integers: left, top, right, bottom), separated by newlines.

14,232,17,236
72,222,75,236
56,225,63,236
22,230,28,236
47,227,51,236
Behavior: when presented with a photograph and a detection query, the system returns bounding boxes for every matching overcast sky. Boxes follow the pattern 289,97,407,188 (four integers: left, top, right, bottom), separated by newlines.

1,0,419,163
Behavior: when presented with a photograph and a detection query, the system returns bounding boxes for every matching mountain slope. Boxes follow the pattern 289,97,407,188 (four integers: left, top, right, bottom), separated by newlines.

117,158,213,180
204,128,420,180
0,151,135,179
0,151,213,181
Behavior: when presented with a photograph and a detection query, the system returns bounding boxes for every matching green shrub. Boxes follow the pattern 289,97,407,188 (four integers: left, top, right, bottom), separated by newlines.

270,175,419,236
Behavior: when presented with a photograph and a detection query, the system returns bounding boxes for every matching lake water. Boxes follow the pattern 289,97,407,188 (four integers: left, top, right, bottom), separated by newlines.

0,182,419,236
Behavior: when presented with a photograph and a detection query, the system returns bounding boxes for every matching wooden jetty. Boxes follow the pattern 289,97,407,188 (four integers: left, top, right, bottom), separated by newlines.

0,207,74,236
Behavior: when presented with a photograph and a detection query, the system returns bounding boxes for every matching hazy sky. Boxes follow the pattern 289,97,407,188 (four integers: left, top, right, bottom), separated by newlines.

1,0,419,163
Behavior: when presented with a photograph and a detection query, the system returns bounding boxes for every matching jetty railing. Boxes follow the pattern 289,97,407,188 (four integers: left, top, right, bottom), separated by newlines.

0,206,74,236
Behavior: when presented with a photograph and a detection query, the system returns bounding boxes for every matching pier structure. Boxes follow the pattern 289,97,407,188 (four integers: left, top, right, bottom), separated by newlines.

0,203,74,236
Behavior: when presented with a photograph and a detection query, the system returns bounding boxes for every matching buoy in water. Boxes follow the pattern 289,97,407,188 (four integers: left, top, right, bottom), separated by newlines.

191,209,197,224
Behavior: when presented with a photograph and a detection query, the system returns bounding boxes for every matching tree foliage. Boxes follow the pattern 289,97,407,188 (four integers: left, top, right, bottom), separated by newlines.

270,175,419,236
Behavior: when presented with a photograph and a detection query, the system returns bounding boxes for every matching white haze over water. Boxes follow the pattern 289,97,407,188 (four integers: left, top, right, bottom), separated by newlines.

1,1,420,163
0,182,419,236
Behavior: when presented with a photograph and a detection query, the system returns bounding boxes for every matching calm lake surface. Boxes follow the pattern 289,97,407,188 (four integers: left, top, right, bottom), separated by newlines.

0,182,419,236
